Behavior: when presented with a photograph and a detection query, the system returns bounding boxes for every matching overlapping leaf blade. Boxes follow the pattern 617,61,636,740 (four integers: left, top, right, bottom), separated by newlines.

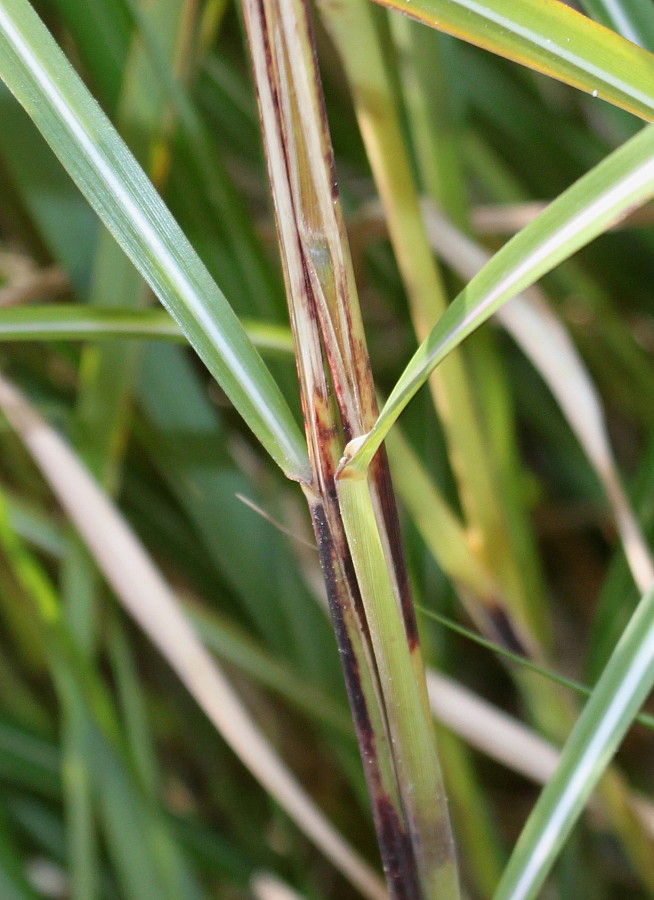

349,121,654,468
368,0,654,122
493,581,654,900
0,0,309,481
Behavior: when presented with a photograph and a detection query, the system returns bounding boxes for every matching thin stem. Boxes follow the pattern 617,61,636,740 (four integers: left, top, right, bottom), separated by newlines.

241,0,459,894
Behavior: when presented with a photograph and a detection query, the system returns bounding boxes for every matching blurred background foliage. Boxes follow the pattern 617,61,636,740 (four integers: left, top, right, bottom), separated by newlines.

1,0,654,897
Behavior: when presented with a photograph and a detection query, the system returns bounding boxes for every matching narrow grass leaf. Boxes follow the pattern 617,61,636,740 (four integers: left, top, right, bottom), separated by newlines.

370,0,654,122
494,580,654,899
347,122,654,471
120,0,282,315
0,0,309,481
422,203,654,593
426,669,654,838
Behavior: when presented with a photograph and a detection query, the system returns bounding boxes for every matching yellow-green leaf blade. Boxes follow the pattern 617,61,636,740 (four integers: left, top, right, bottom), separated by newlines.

351,122,654,470
372,0,654,122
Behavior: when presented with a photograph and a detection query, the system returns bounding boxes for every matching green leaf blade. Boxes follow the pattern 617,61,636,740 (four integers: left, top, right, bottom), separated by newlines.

0,0,309,482
494,583,654,900
353,122,654,468
372,0,654,122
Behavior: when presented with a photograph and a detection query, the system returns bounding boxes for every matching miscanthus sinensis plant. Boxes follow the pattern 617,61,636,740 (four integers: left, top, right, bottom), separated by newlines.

1,0,654,897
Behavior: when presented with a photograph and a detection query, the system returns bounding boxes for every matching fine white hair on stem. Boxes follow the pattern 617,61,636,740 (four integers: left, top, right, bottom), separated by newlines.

0,373,387,900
